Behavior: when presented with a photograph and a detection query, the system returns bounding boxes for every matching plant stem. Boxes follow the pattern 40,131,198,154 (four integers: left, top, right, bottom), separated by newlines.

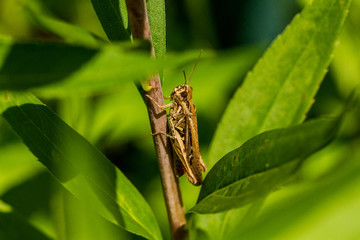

125,1,188,239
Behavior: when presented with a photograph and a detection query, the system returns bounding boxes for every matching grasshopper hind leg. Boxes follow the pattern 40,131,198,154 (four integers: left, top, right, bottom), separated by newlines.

173,152,199,185
174,156,186,177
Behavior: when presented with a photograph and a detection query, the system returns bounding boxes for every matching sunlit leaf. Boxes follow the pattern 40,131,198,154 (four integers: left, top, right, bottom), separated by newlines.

0,92,162,240
229,144,360,239
207,0,351,167
147,0,166,59
54,187,134,240
331,0,360,96
189,200,264,240
191,115,343,214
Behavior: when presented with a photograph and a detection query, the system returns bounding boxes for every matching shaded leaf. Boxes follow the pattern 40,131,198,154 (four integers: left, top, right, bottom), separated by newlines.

0,38,96,90
0,38,158,96
21,0,102,47
0,211,52,240
90,0,130,41
207,0,351,167
0,143,43,196
191,116,343,214
0,171,56,238
0,92,162,240
1,172,54,218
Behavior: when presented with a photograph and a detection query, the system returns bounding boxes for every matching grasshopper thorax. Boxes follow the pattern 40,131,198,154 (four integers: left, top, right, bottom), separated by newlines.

170,84,193,101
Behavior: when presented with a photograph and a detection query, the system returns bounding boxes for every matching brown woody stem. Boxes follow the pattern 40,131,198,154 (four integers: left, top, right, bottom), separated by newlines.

125,1,188,239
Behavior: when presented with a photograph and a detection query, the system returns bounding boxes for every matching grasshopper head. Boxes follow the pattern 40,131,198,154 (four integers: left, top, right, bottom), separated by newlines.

171,50,202,102
171,84,193,101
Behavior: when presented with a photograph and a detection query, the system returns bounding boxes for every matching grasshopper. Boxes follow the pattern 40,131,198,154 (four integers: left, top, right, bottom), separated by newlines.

147,51,207,186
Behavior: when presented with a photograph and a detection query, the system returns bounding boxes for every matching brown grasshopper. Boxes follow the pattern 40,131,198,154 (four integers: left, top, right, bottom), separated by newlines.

147,51,207,186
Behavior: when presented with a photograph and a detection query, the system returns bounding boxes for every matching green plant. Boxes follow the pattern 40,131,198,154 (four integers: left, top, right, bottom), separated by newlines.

1,0,359,239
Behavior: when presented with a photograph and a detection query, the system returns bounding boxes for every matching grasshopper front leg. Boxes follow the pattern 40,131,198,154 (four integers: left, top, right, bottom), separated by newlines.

146,94,174,110
152,131,176,139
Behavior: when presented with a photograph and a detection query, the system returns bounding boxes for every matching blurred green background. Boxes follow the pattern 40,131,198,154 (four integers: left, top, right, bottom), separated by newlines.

1,0,360,239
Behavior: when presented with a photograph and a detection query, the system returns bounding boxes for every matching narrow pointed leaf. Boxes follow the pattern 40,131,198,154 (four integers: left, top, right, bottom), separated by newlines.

191,116,343,214
146,0,166,59
208,0,351,167
90,0,130,41
0,93,162,240
0,38,157,96
21,0,101,47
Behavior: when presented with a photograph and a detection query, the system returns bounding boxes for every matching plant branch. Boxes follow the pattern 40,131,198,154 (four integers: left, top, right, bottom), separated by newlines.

125,1,188,239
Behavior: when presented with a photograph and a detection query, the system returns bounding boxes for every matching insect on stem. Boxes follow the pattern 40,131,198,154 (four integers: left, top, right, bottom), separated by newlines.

148,50,207,186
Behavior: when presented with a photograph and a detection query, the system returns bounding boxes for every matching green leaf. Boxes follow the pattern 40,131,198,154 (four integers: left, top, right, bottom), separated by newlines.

189,199,265,240
147,0,166,59
0,38,96,90
0,93,162,240
90,0,130,41
0,211,52,240
207,0,351,167
21,0,101,47
230,146,360,239
1,171,56,238
87,83,151,143
1,172,54,219
0,38,158,96
331,1,360,96
191,116,343,214
55,187,137,240
0,143,43,196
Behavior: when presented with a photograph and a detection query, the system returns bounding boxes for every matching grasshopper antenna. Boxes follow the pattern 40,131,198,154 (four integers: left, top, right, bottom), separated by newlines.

183,70,187,84
187,49,203,84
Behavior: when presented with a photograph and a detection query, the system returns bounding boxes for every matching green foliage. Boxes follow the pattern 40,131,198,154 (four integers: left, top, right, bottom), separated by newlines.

208,0,351,167
0,0,359,239
147,0,166,59
21,0,102,47
233,157,360,239
0,92,162,240
192,115,343,214
0,211,52,240
90,0,130,41
0,38,159,96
